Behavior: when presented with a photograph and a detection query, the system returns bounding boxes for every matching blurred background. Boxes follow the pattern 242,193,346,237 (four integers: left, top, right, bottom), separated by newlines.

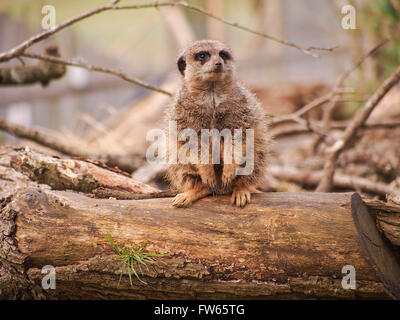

0,0,399,192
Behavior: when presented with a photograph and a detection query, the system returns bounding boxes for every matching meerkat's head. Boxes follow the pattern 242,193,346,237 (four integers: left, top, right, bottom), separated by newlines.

177,40,235,86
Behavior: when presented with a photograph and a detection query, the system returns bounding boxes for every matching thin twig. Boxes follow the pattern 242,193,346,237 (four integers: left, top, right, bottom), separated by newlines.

271,120,400,137
271,41,389,130
270,93,334,125
268,165,400,197
0,117,145,172
316,63,400,192
268,91,345,142
0,0,119,63
322,39,390,130
113,2,337,57
0,1,335,64
21,51,172,96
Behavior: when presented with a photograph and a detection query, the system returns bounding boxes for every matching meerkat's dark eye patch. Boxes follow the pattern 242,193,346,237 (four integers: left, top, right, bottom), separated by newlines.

219,50,231,61
194,51,210,63
177,56,186,76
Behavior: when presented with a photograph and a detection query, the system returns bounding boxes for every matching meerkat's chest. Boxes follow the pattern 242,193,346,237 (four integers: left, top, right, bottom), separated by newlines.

176,92,250,131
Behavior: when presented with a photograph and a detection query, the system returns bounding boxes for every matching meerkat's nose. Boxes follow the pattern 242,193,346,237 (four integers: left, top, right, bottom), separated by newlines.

215,62,222,67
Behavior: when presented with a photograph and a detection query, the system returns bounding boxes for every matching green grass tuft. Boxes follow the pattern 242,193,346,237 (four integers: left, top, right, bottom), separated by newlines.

105,232,167,286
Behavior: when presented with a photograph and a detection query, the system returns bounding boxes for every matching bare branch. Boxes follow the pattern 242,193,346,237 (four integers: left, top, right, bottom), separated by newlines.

268,165,400,198
0,117,145,173
271,120,400,138
322,39,390,129
113,1,337,57
0,1,336,65
0,0,119,63
0,45,65,86
270,93,334,125
268,92,343,143
270,40,390,150
316,63,400,192
21,51,172,96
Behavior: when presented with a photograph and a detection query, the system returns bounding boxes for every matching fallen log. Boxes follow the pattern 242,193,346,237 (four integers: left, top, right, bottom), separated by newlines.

1,147,400,299
9,147,157,194
1,188,400,299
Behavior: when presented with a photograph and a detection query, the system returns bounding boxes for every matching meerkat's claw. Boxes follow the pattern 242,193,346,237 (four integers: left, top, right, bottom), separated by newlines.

222,168,236,189
202,176,217,194
172,192,193,208
221,177,232,190
231,188,251,208
206,183,217,194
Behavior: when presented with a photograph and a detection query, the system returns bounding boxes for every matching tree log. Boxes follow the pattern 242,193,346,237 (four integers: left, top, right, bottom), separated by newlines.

1,147,400,299
0,45,65,87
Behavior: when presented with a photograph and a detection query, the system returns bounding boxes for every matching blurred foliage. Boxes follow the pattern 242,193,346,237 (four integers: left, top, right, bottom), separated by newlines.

360,0,400,79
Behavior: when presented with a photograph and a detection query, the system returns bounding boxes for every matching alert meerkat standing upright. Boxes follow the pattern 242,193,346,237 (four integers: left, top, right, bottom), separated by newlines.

166,40,270,208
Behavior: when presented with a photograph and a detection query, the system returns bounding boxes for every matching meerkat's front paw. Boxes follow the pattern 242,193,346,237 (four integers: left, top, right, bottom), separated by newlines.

231,188,251,208
172,192,193,208
222,165,236,189
172,187,211,208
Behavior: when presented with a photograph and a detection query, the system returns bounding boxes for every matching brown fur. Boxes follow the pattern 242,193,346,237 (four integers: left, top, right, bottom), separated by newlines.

166,40,270,207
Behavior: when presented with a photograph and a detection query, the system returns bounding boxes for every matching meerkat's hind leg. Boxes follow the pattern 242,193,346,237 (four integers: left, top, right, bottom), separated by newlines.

231,186,251,208
172,186,211,208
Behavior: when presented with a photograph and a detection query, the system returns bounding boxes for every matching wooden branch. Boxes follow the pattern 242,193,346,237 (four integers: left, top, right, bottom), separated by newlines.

113,2,337,57
271,120,400,138
0,0,119,63
322,39,390,130
0,1,335,65
0,118,146,173
9,147,157,194
317,63,400,192
270,93,334,126
268,92,341,142
0,45,65,86
1,147,400,299
269,41,389,144
21,51,172,96
268,165,400,198
0,0,337,93
366,198,400,246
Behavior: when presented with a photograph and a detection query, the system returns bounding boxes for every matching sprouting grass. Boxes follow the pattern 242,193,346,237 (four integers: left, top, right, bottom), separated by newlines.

105,232,167,286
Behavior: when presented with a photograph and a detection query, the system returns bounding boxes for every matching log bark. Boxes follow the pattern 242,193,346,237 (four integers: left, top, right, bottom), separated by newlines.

1,147,400,299
0,45,65,86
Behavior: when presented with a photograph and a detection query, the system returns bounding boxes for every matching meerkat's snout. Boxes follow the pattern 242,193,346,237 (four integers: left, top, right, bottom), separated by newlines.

214,61,223,73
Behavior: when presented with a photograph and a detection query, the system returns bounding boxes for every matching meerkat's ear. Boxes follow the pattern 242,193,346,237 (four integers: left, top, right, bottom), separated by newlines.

177,56,186,76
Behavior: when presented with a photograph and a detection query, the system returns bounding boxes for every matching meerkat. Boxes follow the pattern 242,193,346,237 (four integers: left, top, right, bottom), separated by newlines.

166,40,270,208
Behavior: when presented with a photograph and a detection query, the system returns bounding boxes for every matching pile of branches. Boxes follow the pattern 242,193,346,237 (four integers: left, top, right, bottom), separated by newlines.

0,0,399,203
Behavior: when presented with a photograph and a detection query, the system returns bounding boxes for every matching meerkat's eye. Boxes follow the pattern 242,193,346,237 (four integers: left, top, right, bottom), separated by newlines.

219,50,231,61
194,51,210,62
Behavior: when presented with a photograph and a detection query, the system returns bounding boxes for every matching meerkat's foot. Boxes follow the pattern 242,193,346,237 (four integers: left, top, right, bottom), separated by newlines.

222,164,237,189
172,187,211,208
231,187,251,208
